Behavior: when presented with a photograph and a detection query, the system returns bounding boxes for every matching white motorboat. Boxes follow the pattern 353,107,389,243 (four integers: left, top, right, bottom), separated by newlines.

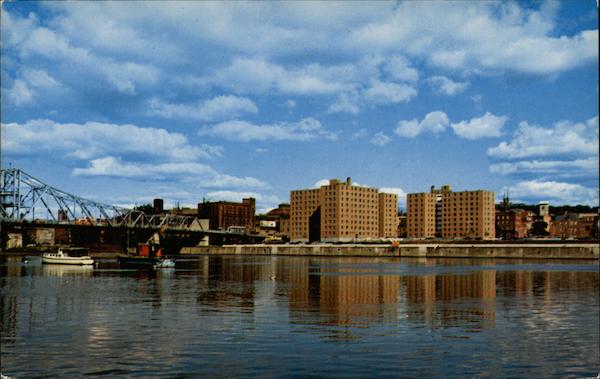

42,248,94,265
154,258,176,269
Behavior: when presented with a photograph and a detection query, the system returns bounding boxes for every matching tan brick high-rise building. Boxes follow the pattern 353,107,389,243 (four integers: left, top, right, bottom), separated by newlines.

407,185,495,240
379,192,398,238
406,192,437,238
290,178,398,242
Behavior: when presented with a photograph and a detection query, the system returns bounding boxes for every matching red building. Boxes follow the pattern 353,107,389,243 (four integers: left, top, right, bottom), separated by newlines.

198,198,256,232
550,213,599,239
495,209,533,239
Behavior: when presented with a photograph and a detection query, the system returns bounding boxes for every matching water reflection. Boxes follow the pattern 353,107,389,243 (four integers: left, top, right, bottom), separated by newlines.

403,271,497,330
0,254,598,377
42,264,94,277
285,259,400,331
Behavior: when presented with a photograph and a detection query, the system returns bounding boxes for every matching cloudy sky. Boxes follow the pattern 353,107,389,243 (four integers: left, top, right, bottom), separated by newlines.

1,1,598,212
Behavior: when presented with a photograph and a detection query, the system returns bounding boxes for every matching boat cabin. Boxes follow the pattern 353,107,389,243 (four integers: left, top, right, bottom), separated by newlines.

136,243,163,258
58,247,90,257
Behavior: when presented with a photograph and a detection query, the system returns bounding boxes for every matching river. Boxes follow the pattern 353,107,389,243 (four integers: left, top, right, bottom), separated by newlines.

1,254,598,377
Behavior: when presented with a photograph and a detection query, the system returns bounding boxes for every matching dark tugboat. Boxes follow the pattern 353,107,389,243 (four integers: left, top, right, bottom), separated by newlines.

118,243,175,269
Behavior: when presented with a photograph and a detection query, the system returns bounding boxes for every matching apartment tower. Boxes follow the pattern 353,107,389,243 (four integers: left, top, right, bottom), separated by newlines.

407,185,495,240
290,178,398,242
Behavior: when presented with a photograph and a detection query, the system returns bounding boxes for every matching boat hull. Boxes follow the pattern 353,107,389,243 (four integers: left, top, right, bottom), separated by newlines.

42,255,94,265
118,256,175,269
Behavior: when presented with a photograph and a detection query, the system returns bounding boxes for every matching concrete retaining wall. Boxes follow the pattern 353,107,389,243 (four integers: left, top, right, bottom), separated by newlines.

180,243,599,259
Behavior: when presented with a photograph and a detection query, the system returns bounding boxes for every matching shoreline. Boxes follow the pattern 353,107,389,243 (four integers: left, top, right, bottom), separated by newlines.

181,243,599,260
2,241,598,260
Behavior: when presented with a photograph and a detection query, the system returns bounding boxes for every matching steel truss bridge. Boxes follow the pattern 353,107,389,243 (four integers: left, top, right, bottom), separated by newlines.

0,168,205,231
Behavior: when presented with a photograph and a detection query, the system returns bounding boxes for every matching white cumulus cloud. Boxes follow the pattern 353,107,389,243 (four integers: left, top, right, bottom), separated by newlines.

211,57,352,95
2,9,158,96
427,76,469,96
328,91,360,114
73,156,268,189
199,117,338,142
490,158,599,177
2,119,222,161
488,116,599,159
148,95,258,121
508,180,599,206
451,112,508,139
6,80,35,106
384,56,419,82
364,80,417,105
395,111,449,138
369,132,391,146
351,1,598,74
5,69,63,107
24,2,597,75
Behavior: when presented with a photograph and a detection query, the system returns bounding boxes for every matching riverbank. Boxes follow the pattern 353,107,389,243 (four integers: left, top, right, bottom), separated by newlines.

181,243,599,259
3,242,598,260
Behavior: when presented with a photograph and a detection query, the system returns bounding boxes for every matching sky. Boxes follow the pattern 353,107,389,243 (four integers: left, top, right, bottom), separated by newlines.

1,1,598,213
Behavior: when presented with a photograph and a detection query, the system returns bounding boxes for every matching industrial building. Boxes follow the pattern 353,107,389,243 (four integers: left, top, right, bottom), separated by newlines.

197,198,256,233
290,178,398,242
407,185,495,240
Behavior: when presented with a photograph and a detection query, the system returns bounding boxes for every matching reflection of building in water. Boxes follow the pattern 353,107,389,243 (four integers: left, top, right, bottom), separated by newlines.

403,271,497,329
319,273,398,326
514,271,532,296
405,271,497,303
496,269,600,300
286,258,312,307
285,259,399,328
404,274,436,325
438,271,496,301
497,269,600,334
1,293,19,343
195,256,277,311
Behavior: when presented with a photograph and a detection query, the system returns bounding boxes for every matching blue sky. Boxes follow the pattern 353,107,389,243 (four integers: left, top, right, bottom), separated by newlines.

1,1,598,213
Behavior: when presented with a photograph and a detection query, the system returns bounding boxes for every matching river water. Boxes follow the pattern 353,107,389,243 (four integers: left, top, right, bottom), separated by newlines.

1,254,598,377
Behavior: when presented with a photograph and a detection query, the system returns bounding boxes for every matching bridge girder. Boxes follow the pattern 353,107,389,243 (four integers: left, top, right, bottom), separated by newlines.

0,168,206,232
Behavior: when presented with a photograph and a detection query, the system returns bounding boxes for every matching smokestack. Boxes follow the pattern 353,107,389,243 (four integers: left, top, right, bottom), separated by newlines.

153,198,164,214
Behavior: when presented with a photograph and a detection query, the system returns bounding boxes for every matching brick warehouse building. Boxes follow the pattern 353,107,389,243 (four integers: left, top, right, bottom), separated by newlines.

495,209,533,239
198,198,256,232
290,178,398,242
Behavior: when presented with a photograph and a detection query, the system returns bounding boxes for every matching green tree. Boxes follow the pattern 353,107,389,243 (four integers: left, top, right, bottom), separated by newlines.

134,203,154,214
529,221,549,237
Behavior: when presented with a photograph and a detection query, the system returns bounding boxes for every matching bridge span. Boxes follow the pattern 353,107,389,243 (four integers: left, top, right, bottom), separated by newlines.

0,168,264,252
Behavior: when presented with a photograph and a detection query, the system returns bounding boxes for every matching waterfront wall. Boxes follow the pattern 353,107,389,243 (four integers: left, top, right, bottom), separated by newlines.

181,243,599,259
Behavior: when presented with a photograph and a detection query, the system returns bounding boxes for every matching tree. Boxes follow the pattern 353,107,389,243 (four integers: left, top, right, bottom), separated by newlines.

529,221,549,237
134,203,154,214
